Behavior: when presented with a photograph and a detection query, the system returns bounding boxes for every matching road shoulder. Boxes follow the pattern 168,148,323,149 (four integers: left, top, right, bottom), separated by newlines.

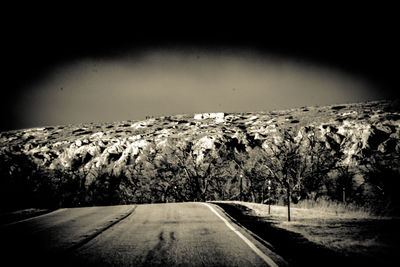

204,203,288,267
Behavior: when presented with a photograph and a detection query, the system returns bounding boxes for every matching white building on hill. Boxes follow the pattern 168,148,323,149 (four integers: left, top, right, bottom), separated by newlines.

194,113,225,123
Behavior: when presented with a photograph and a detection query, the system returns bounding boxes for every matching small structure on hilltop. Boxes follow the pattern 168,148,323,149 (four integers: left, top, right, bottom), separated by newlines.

194,112,225,123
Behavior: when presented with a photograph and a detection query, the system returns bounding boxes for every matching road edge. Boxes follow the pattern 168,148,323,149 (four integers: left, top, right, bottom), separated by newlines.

211,203,277,251
0,208,68,228
202,202,285,267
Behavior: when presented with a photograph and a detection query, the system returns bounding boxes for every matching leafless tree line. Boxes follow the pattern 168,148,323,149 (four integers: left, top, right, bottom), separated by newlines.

1,127,399,216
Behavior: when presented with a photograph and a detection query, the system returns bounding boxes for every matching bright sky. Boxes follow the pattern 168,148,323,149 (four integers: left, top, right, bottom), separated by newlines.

14,49,381,129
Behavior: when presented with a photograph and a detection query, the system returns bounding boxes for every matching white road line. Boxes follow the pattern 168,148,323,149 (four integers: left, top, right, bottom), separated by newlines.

202,203,278,267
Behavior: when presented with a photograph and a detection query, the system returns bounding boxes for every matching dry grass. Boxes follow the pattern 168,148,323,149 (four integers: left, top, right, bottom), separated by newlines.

212,200,397,259
293,198,376,218
213,199,378,220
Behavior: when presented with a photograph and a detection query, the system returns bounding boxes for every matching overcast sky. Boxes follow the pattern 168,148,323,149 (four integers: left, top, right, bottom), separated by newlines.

10,48,383,130
1,7,399,131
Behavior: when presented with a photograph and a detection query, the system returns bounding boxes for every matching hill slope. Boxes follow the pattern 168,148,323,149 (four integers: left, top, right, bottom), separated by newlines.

1,100,399,213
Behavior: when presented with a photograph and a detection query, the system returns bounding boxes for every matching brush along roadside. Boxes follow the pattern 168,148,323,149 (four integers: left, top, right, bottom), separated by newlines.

212,201,399,267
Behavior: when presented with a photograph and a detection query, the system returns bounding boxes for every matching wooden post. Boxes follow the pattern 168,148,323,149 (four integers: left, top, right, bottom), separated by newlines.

343,187,346,204
287,185,291,222
268,180,271,215
239,173,243,201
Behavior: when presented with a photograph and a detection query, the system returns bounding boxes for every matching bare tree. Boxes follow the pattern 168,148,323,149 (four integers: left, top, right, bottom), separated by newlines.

262,129,306,221
232,146,272,203
361,150,400,215
298,127,339,201
222,137,248,201
164,137,226,202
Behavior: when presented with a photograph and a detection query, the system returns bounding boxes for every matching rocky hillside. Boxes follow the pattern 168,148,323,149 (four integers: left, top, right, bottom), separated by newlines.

1,99,400,213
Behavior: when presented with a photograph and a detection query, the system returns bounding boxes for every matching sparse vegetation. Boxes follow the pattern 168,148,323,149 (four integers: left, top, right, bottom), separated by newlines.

214,201,399,266
293,197,375,218
0,99,399,218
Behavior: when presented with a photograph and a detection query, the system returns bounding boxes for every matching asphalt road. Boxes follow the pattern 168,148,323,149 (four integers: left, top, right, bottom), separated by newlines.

0,203,282,267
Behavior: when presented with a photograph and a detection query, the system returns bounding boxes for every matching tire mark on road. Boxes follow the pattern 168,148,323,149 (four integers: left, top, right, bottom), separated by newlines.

65,205,137,252
143,230,179,266
143,231,167,266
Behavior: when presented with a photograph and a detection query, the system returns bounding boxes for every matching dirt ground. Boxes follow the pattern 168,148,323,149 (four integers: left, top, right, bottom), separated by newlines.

214,202,400,267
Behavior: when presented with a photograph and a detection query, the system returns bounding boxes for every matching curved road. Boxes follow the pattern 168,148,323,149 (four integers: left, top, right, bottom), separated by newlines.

1,203,283,266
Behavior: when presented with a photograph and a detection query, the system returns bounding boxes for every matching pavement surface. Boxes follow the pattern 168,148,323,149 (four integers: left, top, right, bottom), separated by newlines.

0,202,282,267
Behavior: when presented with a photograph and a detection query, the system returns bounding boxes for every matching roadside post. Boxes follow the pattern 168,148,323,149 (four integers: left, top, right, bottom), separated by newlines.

343,186,346,204
268,180,271,215
239,173,243,201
